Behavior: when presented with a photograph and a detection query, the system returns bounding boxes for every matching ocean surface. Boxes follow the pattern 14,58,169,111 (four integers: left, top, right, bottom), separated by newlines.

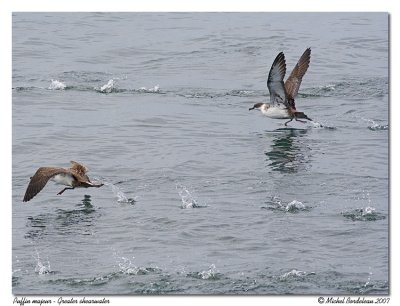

12,13,389,295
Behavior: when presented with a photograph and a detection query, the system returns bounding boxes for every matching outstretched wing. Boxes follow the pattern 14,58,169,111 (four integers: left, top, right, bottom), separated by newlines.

285,48,311,108
70,161,88,175
267,52,288,106
23,167,69,202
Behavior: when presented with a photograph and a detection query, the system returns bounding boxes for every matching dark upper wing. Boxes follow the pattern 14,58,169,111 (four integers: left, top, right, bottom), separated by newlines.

284,48,311,108
23,167,68,202
267,52,288,106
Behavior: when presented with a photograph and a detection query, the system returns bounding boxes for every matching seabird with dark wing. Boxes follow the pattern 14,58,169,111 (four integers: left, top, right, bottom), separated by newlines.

23,161,104,202
249,48,312,126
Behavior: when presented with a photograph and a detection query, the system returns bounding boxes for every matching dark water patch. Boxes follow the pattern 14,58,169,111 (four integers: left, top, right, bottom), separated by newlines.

13,86,39,91
47,272,120,287
25,215,48,240
368,123,388,131
335,279,389,295
12,275,20,287
128,274,183,294
263,128,312,173
229,277,265,293
341,207,386,221
24,196,101,240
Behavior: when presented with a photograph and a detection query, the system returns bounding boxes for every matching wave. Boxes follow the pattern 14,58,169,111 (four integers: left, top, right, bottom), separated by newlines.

34,262,388,294
13,75,387,101
299,77,388,98
13,80,163,95
358,117,388,131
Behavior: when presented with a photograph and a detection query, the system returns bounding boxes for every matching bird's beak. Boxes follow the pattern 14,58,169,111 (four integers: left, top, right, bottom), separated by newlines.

249,107,255,111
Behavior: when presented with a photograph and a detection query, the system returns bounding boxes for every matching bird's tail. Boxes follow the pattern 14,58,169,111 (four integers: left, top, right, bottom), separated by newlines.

294,111,312,121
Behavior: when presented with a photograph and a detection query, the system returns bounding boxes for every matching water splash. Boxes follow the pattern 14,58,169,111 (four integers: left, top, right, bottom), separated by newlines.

115,254,140,275
33,249,51,275
176,183,206,208
363,206,375,215
341,207,385,221
137,84,160,93
356,116,388,131
198,264,219,280
263,196,309,213
342,190,386,221
364,266,373,288
186,264,220,280
112,251,158,275
368,121,388,131
321,84,336,91
285,200,306,212
48,79,66,90
103,182,135,204
97,79,116,93
311,121,337,130
279,269,315,281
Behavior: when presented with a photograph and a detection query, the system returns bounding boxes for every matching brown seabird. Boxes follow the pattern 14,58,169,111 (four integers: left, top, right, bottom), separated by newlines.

23,161,104,202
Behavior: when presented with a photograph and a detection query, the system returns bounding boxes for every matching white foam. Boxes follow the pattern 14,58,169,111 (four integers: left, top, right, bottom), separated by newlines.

285,200,305,212
117,256,139,275
279,269,314,280
48,79,66,90
176,183,201,208
112,250,139,274
198,264,218,280
321,84,336,91
99,79,115,93
355,116,388,130
112,251,153,275
138,84,160,93
362,206,376,216
311,121,324,128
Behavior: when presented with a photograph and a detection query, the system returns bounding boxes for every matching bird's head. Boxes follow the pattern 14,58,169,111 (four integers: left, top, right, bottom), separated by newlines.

249,102,267,111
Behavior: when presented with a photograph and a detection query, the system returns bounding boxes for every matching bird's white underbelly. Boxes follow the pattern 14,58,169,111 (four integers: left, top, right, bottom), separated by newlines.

51,173,74,186
261,107,290,119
